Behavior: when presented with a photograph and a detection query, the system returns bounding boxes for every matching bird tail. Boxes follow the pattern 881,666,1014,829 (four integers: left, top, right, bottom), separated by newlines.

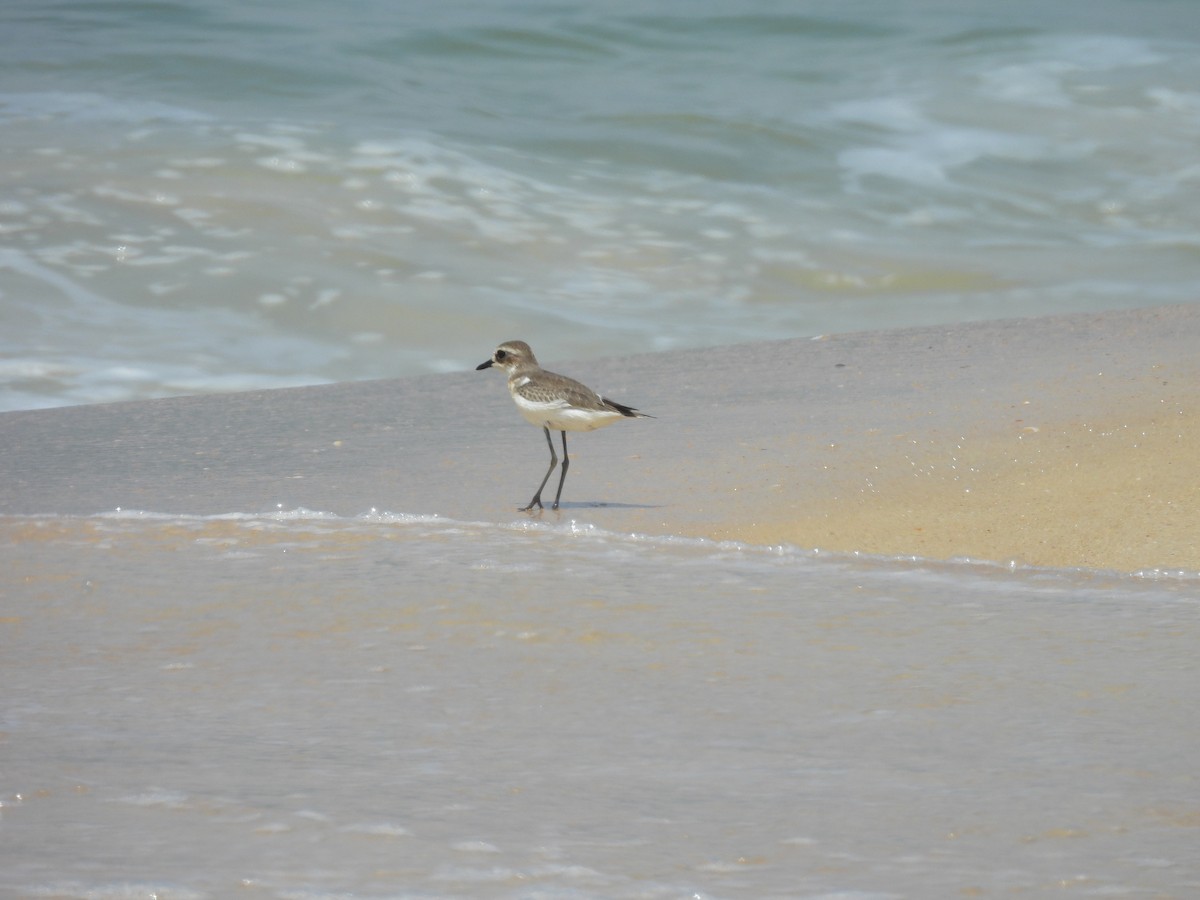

602,397,654,419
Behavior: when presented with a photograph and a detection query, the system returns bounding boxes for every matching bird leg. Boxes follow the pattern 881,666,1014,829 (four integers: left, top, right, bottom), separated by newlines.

552,431,570,510
522,426,558,511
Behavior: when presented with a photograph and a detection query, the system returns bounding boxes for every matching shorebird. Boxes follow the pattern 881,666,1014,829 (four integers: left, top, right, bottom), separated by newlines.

476,340,652,511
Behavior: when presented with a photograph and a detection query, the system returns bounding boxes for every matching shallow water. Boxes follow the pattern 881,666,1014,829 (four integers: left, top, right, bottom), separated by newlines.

4,511,1198,898
3,0,1200,409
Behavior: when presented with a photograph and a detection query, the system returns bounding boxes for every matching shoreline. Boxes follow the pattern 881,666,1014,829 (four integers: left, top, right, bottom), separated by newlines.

2,304,1197,573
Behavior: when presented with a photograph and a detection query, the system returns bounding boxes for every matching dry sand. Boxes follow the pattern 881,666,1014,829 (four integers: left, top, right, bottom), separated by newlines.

706,401,1197,571
3,304,1197,573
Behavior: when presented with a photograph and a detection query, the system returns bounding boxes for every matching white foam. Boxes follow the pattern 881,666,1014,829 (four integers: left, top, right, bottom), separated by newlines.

23,884,207,900
341,822,412,837
92,185,180,206
114,789,189,808
834,96,1056,187
256,155,307,173
11,506,1171,585
978,36,1165,106
0,91,211,124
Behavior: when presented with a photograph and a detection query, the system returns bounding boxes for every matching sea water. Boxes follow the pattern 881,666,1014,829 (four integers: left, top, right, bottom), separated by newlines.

3,0,1200,409
2,510,1198,898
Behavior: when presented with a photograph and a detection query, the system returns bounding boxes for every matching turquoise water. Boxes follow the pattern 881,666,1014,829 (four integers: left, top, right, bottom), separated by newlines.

2,0,1199,409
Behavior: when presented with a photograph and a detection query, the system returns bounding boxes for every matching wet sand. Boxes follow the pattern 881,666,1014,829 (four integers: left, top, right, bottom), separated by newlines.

3,304,1197,572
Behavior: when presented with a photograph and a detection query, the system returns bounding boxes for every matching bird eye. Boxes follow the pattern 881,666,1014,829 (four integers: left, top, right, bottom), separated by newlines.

495,350,507,361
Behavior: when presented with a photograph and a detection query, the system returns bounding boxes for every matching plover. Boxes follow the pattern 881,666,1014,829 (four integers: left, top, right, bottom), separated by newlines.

476,340,652,511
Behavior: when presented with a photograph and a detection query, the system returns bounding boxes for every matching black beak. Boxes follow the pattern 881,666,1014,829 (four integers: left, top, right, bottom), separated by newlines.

475,359,494,370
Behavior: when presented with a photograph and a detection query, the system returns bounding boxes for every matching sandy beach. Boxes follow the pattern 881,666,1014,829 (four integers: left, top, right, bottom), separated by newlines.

743,404,1197,571
690,388,1198,572
3,304,1198,572
5,305,1199,898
